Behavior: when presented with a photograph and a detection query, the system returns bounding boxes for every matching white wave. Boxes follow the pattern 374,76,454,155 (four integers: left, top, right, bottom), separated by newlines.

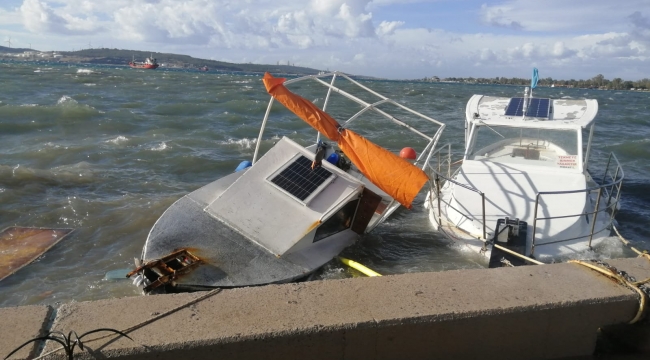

149,142,168,151
57,95,78,106
77,69,95,74
220,138,257,149
34,69,41,73
43,142,61,149
106,136,128,144
84,83,96,86
1,162,95,184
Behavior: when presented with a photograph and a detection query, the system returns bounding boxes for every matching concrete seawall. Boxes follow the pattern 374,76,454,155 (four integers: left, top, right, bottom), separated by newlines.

1,257,649,360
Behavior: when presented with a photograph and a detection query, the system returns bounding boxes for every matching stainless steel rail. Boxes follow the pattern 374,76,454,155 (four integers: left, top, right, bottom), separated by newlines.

429,151,624,257
529,152,624,256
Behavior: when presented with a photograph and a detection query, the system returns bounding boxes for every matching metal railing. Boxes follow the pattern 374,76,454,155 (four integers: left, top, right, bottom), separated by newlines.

529,152,624,256
253,71,448,232
429,171,487,241
428,145,487,240
429,151,624,257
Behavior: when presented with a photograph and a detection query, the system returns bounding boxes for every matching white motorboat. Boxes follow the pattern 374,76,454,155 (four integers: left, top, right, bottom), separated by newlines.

425,83,624,267
129,72,446,292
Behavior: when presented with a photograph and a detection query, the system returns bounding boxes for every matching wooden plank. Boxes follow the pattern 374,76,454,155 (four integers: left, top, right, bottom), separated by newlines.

0,227,74,282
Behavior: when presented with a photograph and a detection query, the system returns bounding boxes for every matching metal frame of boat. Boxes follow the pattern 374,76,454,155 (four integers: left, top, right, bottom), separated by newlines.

253,71,446,230
425,91,624,266
133,71,445,291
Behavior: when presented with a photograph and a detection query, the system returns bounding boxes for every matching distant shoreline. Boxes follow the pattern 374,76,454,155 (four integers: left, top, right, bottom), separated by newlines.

0,46,324,76
1,46,648,89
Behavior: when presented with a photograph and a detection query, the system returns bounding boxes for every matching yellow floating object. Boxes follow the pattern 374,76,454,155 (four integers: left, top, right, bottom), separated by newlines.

338,257,382,277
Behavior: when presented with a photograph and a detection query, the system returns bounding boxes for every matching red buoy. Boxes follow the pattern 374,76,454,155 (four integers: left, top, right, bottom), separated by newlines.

400,147,417,160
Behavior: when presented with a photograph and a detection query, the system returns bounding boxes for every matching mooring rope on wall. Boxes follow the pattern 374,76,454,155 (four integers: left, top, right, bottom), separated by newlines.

569,259,649,324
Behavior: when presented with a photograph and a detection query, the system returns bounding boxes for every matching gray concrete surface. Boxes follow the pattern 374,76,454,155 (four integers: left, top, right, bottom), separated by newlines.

0,305,52,360
1,257,648,360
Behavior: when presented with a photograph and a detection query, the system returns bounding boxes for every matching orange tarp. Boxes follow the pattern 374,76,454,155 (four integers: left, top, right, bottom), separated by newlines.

262,73,428,208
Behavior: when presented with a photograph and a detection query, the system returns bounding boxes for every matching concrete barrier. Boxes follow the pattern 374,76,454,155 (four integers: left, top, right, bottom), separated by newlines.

0,305,51,360
1,257,648,360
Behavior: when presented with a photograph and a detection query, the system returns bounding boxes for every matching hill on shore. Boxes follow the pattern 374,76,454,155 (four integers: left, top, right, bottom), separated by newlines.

0,46,324,75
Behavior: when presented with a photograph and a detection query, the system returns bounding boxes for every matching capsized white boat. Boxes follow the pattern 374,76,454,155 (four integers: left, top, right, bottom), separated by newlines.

129,72,446,292
425,85,624,267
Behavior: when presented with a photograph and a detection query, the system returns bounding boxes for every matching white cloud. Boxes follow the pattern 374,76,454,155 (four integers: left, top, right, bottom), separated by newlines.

0,0,648,80
0,7,22,26
376,20,403,37
20,0,103,34
479,0,650,33
480,4,522,30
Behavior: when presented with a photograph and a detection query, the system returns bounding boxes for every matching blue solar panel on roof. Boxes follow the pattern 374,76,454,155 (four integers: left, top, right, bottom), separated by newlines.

504,97,524,116
504,97,551,118
525,98,551,118
270,156,333,202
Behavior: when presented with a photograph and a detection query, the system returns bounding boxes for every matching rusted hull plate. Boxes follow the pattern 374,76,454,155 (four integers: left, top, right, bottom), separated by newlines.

0,227,74,282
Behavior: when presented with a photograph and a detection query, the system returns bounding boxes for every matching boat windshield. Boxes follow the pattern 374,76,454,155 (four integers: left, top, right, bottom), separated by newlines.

468,125,580,169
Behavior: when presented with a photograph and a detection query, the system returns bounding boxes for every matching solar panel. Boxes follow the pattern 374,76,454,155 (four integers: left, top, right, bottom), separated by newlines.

525,98,551,118
504,97,524,116
504,97,551,118
269,155,333,202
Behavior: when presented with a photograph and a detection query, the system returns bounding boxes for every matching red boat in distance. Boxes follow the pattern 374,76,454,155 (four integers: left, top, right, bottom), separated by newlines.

129,56,159,69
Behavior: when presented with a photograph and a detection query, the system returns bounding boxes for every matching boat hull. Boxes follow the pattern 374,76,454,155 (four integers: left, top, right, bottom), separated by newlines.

129,63,159,69
425,180,615,264
142,173,357,289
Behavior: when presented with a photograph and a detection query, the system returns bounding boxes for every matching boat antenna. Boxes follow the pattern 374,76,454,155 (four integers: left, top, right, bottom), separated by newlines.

523,68,539,121
530,68,538,98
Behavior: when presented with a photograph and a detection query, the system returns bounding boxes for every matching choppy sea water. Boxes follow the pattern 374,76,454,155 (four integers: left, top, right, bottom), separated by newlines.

1,61,649,308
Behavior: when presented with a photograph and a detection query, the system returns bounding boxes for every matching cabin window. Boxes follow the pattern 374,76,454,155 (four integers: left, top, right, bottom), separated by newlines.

313,200,359,242
468,126,579,168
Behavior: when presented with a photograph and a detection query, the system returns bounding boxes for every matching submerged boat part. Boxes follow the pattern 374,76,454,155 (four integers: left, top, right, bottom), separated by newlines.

133,71,446,292
0,227,74,282
126,249,202,292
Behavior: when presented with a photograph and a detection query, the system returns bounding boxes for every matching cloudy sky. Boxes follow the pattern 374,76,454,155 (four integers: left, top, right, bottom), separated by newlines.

1,0,649,80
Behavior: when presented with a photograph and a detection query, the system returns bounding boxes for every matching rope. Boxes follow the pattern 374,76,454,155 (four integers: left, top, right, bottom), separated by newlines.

30,288,223,359
568,260,648,324
613,224,650,261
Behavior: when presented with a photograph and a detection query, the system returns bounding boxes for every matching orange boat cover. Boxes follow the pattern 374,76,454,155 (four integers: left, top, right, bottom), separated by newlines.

262,73,428,208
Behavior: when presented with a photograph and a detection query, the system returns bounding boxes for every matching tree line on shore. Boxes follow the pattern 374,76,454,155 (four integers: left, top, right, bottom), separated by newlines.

423,74,650,90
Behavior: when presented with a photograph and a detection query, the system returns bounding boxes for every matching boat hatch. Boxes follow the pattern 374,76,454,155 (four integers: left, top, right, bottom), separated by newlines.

126,249,202,292
313,187,382,241
204,137,364,256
